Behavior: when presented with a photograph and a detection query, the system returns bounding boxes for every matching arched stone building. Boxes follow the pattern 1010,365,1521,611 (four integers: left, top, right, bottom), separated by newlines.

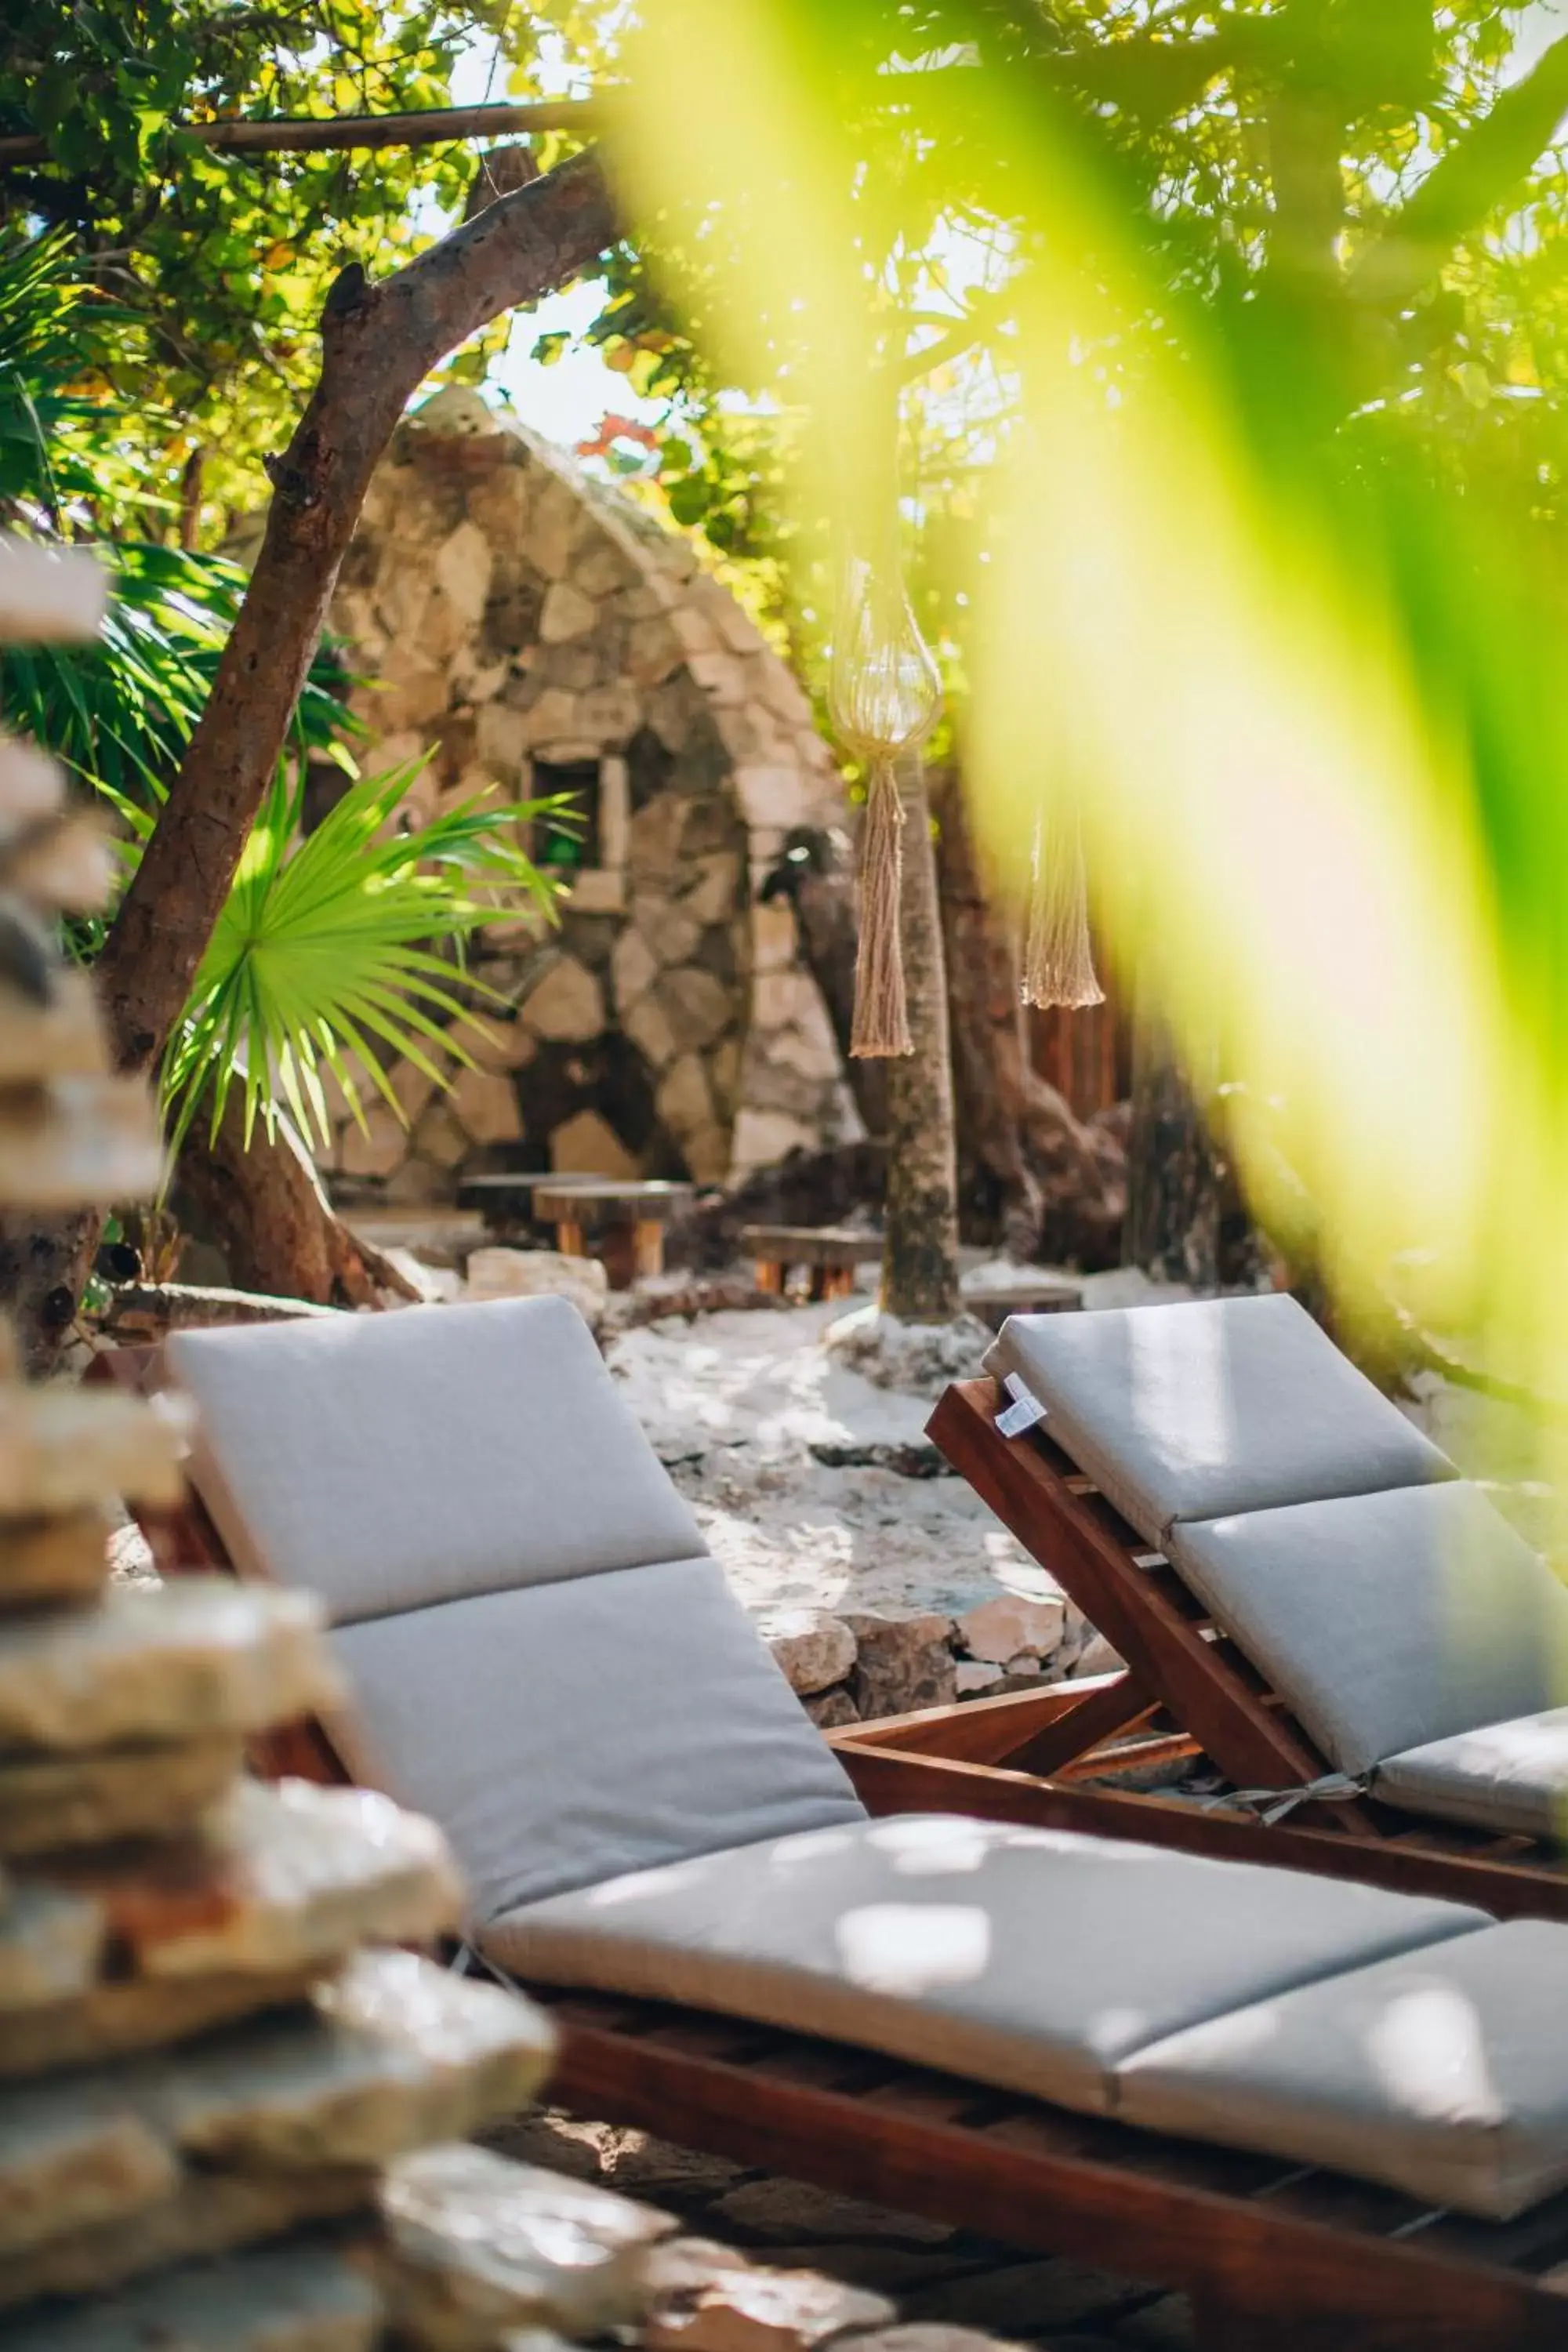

316,389,858,1199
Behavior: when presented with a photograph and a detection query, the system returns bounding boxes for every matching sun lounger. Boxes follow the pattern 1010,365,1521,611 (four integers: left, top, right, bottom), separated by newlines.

92,1298,1568,2341
923,1292,1568,1854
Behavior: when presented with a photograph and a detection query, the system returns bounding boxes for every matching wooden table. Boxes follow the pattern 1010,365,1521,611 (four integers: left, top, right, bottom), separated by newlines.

961,1276,1083,1330
534,1181,695,1288
742,1224,883,1302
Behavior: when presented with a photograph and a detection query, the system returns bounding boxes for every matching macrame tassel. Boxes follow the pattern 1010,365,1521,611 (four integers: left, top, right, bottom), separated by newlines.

1023,793,1105,1011
851,757,913,1058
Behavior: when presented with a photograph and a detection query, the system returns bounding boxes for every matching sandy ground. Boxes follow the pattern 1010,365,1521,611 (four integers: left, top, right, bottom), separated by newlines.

605,1298,1068,1624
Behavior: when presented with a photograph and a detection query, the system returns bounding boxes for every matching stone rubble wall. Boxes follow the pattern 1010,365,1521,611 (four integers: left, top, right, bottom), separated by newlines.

318,392,859,1200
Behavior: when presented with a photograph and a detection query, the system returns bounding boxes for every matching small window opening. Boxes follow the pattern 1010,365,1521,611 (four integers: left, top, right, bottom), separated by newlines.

532,758,603,872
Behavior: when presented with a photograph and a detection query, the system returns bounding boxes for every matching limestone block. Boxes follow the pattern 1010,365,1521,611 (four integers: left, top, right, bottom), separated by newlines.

627,793,689,885
0,1381,186,1517
0,1730,242,1857
450,1065,524,1147
2,2155,373,2309
465,1018,539,1074
573,541,634,600
0,2076,176,2257
683,1123,732,1185
684,649,750,707
539,582,597,644
0,1581,336,1755
434,519,493,627
81,1777,465,1984
0,539,107,642
666,603,721,660
416,587,467,667
636,901,703,970
662,967,732,1052
0,1506,111,1608
339,1106,408,1181
754,660,815,731
0,2236,382,2351
758,1610,856,1696
648,2259,893,2352
0,971,107,1083
751,902,798,974
730,1109,818,1172
627,616,683,685
750,971,815,1029
379,2143,673,2350
0,1963,318,2083
955,1661,1007,1698
0,1076,164,1213
575,682,641,740
380,1057,441,1125
955,1593,1068,1665
0,1880,104,2015
623,992,679,1072
1072,1632,1124,1679
549,1109,639,1179
126,1947,554,2171
732,764,808,830
682,851,742,925
517,688,579,748
465,1250,607,1331
844,1613,957,1719
612,927,659,1012
656,1054,715,1140
526,481,579,580
691,579,765,658
476,700,532,776
0,739,61,837
379,662,450,733
520,957,605,1044
414,1106,468,1170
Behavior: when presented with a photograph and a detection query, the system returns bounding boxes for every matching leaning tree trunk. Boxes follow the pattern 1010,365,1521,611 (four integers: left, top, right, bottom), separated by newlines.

2,148,616,1366
175,1098,419,1308
880,757,961,1321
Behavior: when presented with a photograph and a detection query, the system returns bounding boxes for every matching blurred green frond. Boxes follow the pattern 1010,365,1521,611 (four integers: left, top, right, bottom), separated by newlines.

161,762,564,1158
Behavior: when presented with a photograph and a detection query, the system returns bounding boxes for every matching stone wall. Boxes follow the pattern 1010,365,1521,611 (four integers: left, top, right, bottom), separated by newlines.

316,389,859,1199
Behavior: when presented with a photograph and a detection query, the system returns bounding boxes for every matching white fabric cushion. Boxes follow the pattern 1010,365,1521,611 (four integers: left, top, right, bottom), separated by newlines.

1375,1709,1568,1842
331,1556,865,1923
1116,1918,1568,2220
983,1294,1454,1544
169,1296,703,1625
1168,1482,1568,1778
485,1814,1486,2117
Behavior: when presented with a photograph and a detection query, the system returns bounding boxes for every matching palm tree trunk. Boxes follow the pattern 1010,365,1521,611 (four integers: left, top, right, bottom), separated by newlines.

880,757,961,1319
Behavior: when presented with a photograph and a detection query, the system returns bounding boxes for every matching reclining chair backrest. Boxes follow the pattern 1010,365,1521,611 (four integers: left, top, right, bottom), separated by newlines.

167,1298,864,1926
986,1293,1568,1779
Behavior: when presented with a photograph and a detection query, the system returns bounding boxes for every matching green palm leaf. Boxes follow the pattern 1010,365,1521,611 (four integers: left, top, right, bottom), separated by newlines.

161,760,565,1157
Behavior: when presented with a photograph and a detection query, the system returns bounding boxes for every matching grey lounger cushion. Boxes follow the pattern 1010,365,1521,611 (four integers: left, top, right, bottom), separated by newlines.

169,1297,705,1624
984,1294,1454,1545
1116,1918,1568,2219
1374,1709,1568,1842
1167,1481,1568,1778
332,1558,866,1923
485,1814,1486,2118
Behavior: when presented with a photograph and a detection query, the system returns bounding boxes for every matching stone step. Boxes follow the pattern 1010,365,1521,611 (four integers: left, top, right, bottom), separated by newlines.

0,974,108,1086
0,1951,554,2303
0,1881,105,2015
378,2140,675,2348
0,1732,242,1858
0,1508,111,1611
0,1580,334,1754
0,2231,381,2350
2,815,116,918
4,1780,464,2071
0,739,63,829
0,543,107,644
0,1078,164,1214
0,1384,183,1519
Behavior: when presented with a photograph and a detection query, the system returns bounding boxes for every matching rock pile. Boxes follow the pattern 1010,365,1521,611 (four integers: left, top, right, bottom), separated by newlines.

0,539,659,2347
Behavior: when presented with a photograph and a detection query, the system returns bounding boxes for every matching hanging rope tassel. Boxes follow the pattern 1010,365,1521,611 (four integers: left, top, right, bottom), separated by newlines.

851,757,913,1058
1023,792,1105,1011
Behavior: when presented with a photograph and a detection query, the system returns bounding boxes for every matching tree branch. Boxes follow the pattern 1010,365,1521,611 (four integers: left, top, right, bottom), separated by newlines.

93,143,619,1080
0,98,605,172
1352,34,1568,308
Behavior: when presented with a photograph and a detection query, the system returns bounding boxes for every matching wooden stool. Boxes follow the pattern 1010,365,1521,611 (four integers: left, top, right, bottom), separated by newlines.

961,1276,1083,1331
533,1181,695,1290
742,1225,883,1302
456,1171,589,1236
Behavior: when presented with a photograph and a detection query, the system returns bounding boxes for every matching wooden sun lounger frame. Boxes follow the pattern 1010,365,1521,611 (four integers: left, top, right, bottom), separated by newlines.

916,1374,1568,1904
93,1345,1568,2347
